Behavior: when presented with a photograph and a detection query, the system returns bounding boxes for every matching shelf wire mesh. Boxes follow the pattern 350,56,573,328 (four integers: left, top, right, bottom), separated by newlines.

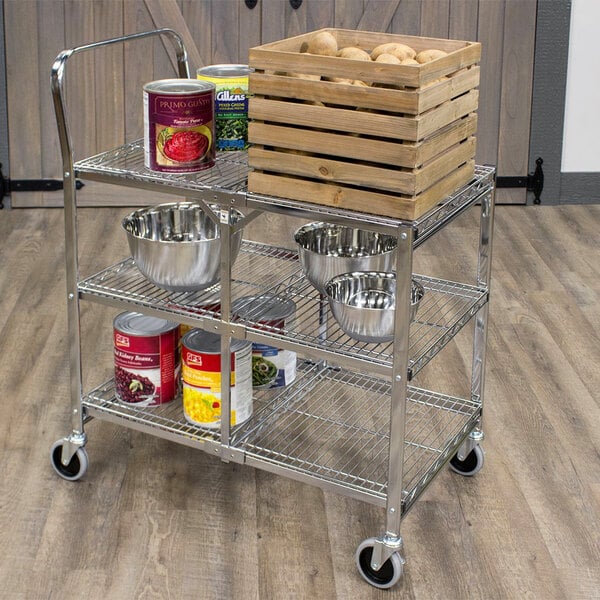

79,241,487,378
75,141,494,236
83,363,480,508
75,140,249,195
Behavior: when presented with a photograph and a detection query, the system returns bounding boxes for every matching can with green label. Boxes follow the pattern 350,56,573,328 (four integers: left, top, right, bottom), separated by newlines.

197,64,252,151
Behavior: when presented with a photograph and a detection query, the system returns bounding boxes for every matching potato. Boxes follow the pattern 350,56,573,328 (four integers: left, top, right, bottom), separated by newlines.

400,58,419,65
371,42,416,61
337,46,371,61
324,77,369,87
422,75,449,87
306,31,338,56
415,49,448,63
288,72,321,81
375,53,401,64
279,148,312,156
326,77,354,84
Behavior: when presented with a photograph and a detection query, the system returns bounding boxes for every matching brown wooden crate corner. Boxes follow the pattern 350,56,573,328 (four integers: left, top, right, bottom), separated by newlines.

247,28,481,221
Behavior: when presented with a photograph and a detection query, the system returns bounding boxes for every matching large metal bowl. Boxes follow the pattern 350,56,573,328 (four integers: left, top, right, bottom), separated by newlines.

325,272,425,343
122,201,244,291
294,222,397,293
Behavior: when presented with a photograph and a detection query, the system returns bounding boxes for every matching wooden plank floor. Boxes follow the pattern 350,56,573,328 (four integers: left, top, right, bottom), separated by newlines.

0,204,598,599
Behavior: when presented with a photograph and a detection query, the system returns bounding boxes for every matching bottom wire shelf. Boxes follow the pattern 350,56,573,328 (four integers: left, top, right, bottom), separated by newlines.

82,362,480,512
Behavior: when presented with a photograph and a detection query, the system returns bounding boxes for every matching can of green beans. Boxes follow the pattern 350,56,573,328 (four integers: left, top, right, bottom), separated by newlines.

232,295,297,389
197,64,252,151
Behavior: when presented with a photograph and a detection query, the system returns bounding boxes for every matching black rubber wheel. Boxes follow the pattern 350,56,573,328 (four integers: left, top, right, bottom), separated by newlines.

449,445,484,477
50,440,88,481
355,538,403,589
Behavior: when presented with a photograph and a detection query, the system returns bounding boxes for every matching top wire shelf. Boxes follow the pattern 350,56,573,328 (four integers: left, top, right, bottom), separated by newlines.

74,141,249,200
74,141,495,237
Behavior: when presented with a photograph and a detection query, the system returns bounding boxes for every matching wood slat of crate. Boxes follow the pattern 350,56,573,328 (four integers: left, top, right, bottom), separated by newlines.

247,28,481,221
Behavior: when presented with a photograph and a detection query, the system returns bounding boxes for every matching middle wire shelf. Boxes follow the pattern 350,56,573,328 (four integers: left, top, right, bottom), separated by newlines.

79,240,488,379
82,361,481,512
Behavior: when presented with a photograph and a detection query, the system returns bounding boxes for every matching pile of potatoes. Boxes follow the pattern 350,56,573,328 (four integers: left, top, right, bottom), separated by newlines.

291,31,449,88
306,31,447,64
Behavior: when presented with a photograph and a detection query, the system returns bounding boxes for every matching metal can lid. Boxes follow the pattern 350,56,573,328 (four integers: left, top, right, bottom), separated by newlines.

232,295,296,322
182,328,250,354
143,78,215,94
113,312,179,336
197,64,253,78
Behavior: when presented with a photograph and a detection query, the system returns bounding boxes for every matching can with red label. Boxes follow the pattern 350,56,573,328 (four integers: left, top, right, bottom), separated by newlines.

143,78,216,173
181,329,252,428
113,312,180,406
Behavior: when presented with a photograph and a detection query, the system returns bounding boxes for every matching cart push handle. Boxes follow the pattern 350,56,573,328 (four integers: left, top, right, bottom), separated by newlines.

51,28,190,172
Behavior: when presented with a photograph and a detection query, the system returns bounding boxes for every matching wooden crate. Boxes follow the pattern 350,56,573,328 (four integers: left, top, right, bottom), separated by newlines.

247,28,481,220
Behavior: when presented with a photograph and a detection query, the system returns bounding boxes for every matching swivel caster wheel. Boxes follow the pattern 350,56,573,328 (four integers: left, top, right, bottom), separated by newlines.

50,439,88,481
449,444,484,477
355,538,404,589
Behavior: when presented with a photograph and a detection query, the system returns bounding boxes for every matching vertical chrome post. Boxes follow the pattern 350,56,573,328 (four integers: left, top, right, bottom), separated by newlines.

52,52,85,445
371,224,414,570
471,185,496,412
219,208,233,451
317,293,328,370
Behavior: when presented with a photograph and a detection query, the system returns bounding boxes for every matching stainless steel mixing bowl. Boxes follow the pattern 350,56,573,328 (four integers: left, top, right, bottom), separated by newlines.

294,222,397,293
122,201,244,291
325,272,425,343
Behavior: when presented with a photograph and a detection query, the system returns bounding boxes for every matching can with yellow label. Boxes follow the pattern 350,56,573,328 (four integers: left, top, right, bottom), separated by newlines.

181,329,252,428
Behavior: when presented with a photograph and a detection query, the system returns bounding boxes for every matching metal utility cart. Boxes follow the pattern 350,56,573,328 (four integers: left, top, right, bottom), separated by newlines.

50,30,495,589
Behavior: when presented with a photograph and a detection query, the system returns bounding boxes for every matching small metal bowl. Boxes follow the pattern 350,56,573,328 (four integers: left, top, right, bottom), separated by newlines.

325,272,425,343
122,201,244,291
294,222,397,293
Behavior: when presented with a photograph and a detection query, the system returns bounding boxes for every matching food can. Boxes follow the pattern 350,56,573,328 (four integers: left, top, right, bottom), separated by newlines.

232,295,297,389
197,65,252,151
143,78,215,173
181,329,252,428
113,312,180,406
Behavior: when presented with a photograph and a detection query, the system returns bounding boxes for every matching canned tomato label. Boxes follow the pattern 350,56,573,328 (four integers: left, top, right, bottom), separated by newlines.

181,330,252,428
197,65,252,151
113,312,180,406
232,295,297,389
143,79,215,173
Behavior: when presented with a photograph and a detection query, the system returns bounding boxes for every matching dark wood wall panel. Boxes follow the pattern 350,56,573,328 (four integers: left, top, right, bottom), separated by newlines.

420,0,451,38
476,0,505,171
497,0,537,204
449,0,478,41
3,0,536,207
5,0,43,205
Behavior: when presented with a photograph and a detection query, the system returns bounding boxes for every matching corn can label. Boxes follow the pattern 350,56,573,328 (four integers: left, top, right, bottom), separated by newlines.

197,65,251,151
181,330,252,428
113,312,180,406
143,79,215,173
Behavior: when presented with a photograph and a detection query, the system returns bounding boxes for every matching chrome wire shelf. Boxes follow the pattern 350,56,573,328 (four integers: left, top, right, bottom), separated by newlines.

78,241,488,378
74,140,494,237
82,380,221,448
236,363,481,510
82,363,480,511
74,140,249,198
